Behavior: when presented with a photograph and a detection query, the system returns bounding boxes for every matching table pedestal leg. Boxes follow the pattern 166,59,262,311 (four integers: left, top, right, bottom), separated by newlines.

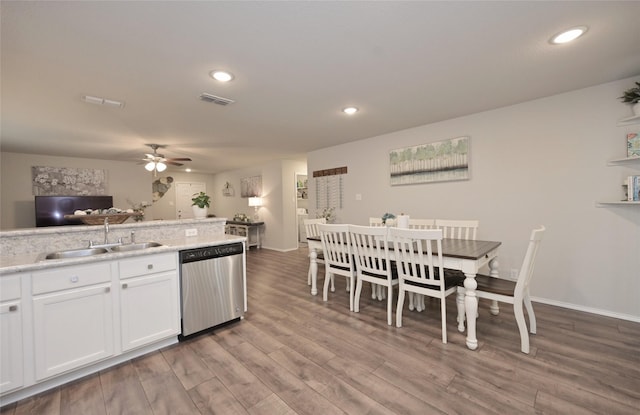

310,249,318,296
464,273,478,350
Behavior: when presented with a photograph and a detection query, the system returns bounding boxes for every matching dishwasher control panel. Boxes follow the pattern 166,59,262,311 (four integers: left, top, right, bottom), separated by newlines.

179,242,244,263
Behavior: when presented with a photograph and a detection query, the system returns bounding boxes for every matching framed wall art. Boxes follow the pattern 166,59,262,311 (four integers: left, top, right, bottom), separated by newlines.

389,136,470,186
241,175,262,197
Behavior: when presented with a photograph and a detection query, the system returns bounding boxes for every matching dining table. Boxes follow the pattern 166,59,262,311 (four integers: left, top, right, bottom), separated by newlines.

306,235,502,350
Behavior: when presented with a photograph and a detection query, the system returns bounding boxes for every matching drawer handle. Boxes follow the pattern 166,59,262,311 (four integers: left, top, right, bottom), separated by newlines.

122,283,128,289
9,305,18,312
147,264,153,270
70,276,79,283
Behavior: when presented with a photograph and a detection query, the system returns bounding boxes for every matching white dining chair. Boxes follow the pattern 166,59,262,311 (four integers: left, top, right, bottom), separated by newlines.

456,226,545,354
349,225,398,325
318,223,356,311
408,218,436,229
435,219,479,240
390,227,463,344
304,218,327,286
369,217,396,227
368,217,393,300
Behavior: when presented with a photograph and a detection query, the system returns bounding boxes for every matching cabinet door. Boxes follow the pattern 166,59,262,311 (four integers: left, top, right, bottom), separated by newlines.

0,300,23,393
33,284,114,380
120,271,179,352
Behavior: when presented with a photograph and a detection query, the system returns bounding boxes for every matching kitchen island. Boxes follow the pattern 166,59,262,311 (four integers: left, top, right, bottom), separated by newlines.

0,218,247,406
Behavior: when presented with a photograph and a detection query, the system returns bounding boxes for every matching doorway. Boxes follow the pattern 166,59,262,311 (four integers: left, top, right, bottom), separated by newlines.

175,182,206,219
295,174,308,244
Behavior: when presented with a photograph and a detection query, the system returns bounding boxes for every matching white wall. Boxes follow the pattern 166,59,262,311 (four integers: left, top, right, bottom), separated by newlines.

0,152,152,229
308,77,640,321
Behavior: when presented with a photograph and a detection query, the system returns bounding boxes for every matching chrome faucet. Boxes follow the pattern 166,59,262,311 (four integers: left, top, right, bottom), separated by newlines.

130,230,136,244
103,217,109,244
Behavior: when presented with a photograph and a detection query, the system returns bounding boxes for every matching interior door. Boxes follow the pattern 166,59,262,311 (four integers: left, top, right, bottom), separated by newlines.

175,182,206,219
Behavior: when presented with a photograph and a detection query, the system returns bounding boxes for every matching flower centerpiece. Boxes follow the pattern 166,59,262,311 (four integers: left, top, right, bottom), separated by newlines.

191,191,211,219
127,199,151,222
316,207,335,223
381,212,396,225
619,81,640,116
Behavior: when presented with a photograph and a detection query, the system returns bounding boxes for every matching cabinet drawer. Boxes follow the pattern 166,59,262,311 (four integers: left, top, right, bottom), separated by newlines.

119,253,177,279
32,262,112,295
0,275,21,301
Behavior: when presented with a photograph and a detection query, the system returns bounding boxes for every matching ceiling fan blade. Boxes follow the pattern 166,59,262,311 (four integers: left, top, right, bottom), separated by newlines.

166,161,184,166
167,157,192,162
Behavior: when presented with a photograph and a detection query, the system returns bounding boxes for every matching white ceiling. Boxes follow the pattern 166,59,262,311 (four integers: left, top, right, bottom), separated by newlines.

2,1,640,174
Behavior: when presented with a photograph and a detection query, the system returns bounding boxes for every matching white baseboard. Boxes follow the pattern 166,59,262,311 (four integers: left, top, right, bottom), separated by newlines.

531,296,640,323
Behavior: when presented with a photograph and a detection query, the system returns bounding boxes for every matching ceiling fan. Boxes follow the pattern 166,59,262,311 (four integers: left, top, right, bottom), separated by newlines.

142,144,192,175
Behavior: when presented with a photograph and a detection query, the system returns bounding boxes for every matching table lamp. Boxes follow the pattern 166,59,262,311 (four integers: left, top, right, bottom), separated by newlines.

248,197,263,221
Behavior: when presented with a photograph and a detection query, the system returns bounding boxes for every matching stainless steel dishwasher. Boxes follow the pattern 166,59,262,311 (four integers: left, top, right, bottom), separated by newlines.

179,242,244,339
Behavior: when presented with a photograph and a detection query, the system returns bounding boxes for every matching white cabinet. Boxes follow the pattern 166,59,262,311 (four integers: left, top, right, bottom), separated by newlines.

0,275,23,393
31,263,114,381
118,253,179,352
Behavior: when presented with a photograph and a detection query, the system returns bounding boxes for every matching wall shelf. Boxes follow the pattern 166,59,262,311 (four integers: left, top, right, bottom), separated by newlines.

617,114,640,126
596,201,640,207
607,156,640,165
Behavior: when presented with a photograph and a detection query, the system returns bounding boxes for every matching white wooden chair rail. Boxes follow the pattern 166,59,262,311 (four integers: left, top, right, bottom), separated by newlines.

318,223,356,311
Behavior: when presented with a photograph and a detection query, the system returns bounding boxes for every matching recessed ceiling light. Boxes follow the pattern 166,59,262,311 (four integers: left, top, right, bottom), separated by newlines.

550,26,588,44
185,168,192,173
210,70,234,82
343,106,358,115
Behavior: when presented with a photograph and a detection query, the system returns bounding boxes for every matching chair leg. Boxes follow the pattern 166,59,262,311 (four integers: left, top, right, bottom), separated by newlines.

349,275,355,312
386,285,393,326
354,278,363,313
307,265,311,285
323,272,332,302
440,296,448,344
524,293,537,334
371,282,377,299
456,287,466,332
330,274,335,292
408,292,415,311
489,299,500,316
396,288,405,327
513,300,530,354
418,294,425,311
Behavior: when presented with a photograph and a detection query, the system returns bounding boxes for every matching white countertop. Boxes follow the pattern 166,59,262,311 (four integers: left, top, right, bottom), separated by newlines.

0,234,245,275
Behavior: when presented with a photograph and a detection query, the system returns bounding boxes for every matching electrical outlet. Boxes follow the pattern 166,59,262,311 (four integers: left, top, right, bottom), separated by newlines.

510,268,518,279
185,228,198,237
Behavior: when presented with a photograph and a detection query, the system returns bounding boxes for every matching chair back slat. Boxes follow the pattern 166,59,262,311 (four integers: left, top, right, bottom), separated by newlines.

304,218,326,239
514,226,545,299
389,227,444,289
349,225,390,277
408,218,436,229
435,219,479,240
318,223,353,271
369,217,396,227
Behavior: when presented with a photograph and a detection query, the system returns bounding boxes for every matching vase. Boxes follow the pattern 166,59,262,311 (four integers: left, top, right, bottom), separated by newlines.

192,206,208,219
633,102,640,116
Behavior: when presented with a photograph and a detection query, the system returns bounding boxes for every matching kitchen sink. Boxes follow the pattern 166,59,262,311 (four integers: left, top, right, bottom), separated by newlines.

109,242,163,252
45,247,109,260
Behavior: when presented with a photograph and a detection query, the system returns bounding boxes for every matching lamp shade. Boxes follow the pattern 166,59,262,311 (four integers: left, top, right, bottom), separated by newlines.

145,162,156,171
156,162,167,172
248,197,263,207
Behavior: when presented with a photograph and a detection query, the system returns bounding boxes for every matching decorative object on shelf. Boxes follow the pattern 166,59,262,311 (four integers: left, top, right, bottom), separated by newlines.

152,176,173,202
241,175,262,198
31,166,107,196
619,81,640,116
627,132,640,158
381,212,396,225
222,181,234,196
248,196,263,220
390,136,470,186
191,191,211,219
233,213,250,222
316,207,335,223
627,176,640,201
126,199,151,222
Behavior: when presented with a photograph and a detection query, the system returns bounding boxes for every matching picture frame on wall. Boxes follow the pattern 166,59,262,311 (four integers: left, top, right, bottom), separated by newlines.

241,175,262,197
628,132,640,158
389,136,470,186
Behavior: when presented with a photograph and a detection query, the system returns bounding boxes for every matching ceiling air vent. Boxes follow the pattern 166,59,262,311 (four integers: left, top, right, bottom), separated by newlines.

199,93,235,106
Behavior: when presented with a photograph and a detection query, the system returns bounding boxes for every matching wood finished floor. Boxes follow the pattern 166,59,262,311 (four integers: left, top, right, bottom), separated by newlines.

2,246,639,415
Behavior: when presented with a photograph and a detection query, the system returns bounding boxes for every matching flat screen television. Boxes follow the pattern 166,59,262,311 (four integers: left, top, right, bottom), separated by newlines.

35,195,113,227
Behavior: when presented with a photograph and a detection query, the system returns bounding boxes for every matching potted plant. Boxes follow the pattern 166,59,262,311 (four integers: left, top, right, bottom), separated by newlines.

619,82,640,116
191,191,211,219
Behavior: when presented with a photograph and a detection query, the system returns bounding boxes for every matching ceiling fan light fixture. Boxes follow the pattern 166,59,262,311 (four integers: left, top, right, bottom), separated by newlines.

145,161,156,171
156,162,167,172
